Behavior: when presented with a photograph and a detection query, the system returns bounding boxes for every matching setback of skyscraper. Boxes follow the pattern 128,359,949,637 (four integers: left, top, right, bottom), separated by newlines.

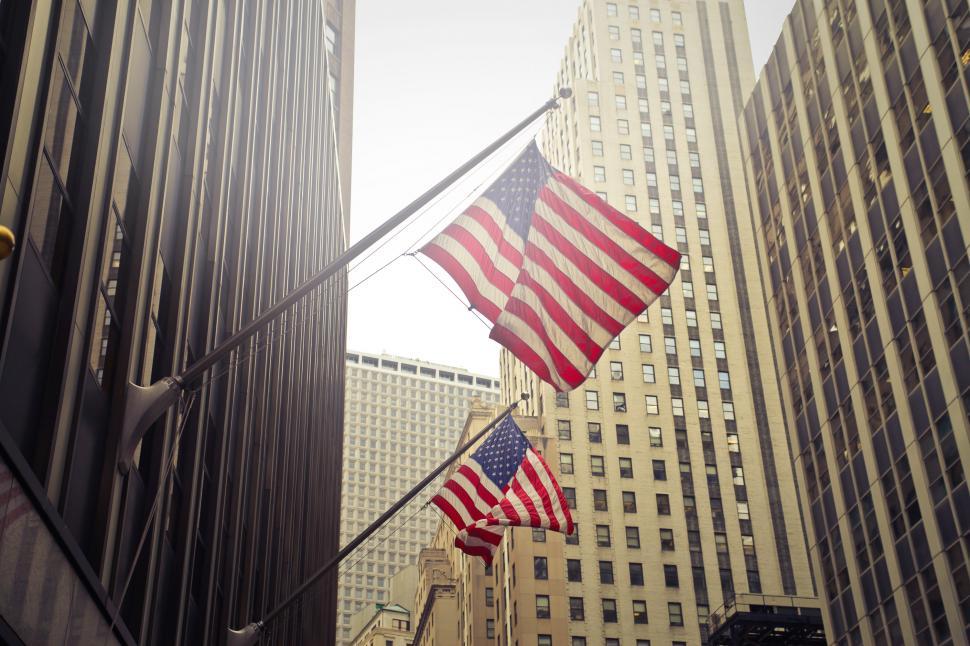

739,0,970,643
492,0,821,644
0,1,353,644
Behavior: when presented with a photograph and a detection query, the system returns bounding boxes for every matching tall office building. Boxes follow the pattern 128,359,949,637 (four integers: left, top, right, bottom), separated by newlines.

0,2,352,644
739,0,970,644
339,351,501,643
494,0,820,643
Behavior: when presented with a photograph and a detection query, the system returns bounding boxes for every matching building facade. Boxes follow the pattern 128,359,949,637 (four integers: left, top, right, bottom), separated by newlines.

0,1,352,644
496,0,820,643
739,0,970,644
340,351,501,643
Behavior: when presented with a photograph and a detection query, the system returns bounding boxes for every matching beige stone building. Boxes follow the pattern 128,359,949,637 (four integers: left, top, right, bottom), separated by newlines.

739,0,970,644
493,0,821,644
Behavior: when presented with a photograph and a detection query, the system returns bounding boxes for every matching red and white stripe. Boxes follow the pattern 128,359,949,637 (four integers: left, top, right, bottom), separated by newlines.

422,170,680,391
431,448,573,563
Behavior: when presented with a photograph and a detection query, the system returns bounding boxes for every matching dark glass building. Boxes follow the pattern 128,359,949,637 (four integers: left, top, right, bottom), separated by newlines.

0,1,352,644
740,0,969,644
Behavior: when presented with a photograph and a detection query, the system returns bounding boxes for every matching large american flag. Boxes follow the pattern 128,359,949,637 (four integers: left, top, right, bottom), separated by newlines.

431,415,573,563
420,142,680,391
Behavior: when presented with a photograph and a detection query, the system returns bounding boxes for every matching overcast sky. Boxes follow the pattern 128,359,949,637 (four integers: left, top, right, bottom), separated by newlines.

346,1,795,376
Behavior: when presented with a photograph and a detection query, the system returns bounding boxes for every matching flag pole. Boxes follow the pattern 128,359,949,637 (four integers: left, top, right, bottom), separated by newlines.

117,89,572,473
226,394,529,646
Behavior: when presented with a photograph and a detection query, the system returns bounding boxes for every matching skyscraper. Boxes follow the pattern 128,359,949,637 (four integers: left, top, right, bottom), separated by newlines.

0,2,352,644
339,351,501,643
497,0,820,643
739,0,970,643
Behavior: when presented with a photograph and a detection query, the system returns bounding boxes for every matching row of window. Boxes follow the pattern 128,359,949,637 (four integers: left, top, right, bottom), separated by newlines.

566,390,736,420
530,593,685,626
606,2,684,27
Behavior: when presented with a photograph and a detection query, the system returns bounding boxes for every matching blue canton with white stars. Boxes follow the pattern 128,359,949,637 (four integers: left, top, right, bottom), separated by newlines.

471,416,531,488
481,142,553,241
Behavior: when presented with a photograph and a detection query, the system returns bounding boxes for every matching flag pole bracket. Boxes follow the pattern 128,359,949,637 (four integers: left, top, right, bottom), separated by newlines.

117,377,184,474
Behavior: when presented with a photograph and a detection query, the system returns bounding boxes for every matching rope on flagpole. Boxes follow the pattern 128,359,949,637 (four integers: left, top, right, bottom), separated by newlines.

409,253,493,330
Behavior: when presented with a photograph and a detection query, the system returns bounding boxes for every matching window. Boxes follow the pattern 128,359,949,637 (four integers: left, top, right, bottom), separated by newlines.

585,390,599,410
569,597,585,620
657,493,671,514
660,528,675,550
592,140,604,156
536,595,550,618
646,172,658,188
610,361,624,380
689,339,701,357
693,369,706,387
664,564,679,587
699,229,710,246
723,401,735,420
665,337,677,354
639,334,652,352
644,146,655,163
590,115,601,132
563,487,577,509
630,562,644,585
645,395,659,414
629,5,640,19
560,453,574,474
596,525,611,547
558,419,572,440
686,310,697,327
623,491,637,513
611,48,623,63
608,25,620,40
533,528,546,542
670,175,681,192
594,165,606,182
599,560,615,583
706,284,719,302
697,400,710,418
653,31,664,47
591,456,606,477
616,424,630,444
588,90,600,107
619,457,634,478
609,336,621,350
642,364,655,383
682,282,694,298
669,602,684,626
567,559,582,582
593,489,608,511
696,203,707,218
572,639,587,646
607,2,618,16
613,392,627,412
672,397,685,416
646,427,662,447
534,557,548,580
733,466,745,486
619,143,632,159
653,459,667,480
556,392,569,408
626,526,641,548
686,127,697,143
674,33,685,47
485,587,495,606
668,367,681,385
641,122,652,137
675,227,688,244
631,27,642,43
714,341,726,359
615,95,627,110
617,119,630,134
622,169,635,185
603,599,618,623
486,619,495,638
625,195,637,212
633,600,649,624
673,11,683,25
613,71,625,84
538,636,552,646
711,312,722,329
566,523,579,544
588,422,602,443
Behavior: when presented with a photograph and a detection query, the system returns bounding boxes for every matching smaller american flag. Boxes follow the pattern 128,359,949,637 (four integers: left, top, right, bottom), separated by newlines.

431,415,573,563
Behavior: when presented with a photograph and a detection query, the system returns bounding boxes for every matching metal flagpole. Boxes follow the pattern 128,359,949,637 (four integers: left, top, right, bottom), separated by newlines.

226,394,529,646
116,89,572,473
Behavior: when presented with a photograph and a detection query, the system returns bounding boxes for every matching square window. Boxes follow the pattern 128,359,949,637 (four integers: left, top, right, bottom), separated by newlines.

693,369,705,387
536,595,550,619
619,143,632,159
665,337,677,355
673,11,683,25
569,596,585,620
591,455,606,477
610,361,624,379
603,599,618,623
645,395,659,415
560,453,574,474
689,339,701,357
594,165,606,182
613,71,625,84
607,2,618,16
585,390,600,410
567,559,582,582
616,424,630,444
608,25,620,40
622,169,635,185
593,488,609,511
714,341,726,359
657,493,671,514
642,363,655,382
698,400,710,418
629,562,644,585
615,95,627,110
668,367,680,385
613,392,627,412
633,600,648,624
626,525,641,547
533,528,546,542
639,334,652,352
599,560,615,584
563,487,577,509
672,397,684,416
711,312,722,329
629,5,639,20
623,491,637,513
625,195,637,211
592,140,604,156
649,426,663,446
653,459,667,480
660,528,675,550
556,392,569,408
596,525,612,547
538,636,552,646
669,602,684,626
617,119,630,134
619,457,634,478
664,564,679,587
611,48,623,63
723,401,735,420
558,419,572,440
534,557,548,580
588,422,602,443
588,90,599,107
590,115,601,132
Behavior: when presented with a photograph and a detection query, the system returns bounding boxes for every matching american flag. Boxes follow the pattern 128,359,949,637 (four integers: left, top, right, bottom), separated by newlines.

420,142,680,391
431,415,572,563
